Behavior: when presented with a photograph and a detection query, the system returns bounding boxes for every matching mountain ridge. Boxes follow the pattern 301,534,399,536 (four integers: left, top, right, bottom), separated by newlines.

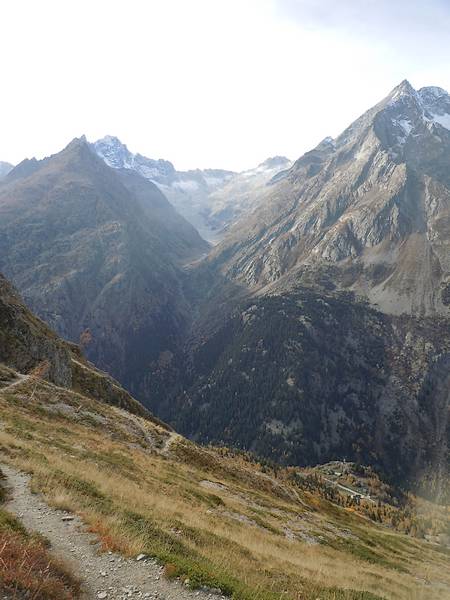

1,82,449,500
0,137,208,405
93,135,292,241
207,81,450,317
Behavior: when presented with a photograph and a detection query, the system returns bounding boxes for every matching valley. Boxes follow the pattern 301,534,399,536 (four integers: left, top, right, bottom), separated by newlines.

0,79,449,599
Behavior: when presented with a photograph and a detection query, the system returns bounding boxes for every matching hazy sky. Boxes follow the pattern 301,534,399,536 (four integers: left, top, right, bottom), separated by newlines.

2,0,450,171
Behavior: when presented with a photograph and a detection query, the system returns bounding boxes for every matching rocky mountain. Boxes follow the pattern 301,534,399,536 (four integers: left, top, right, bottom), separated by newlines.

0,137,208,403
93,136,235,240
154,82,450,497
0,161,13,179
93,136,291,242
210,81,450,317
93,135,177,184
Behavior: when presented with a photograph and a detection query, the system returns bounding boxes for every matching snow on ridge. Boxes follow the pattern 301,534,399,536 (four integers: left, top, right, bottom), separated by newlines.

387,82,450,140
97,134,123,146
398,119,413,135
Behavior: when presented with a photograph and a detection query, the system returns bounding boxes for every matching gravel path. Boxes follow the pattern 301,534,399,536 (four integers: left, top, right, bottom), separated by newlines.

2,465,226,600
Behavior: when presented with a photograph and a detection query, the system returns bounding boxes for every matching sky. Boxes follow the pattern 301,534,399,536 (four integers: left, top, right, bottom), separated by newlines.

2,0,450,171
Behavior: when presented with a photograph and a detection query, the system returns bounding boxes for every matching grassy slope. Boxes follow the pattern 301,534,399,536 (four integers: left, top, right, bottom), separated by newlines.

1,372,449,600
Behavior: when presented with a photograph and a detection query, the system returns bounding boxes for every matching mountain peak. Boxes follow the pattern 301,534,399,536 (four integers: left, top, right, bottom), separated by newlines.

94,135,130,154
62,135,90,154
258,156,291,169
97,134,124,145
385,81,450,116
387,79,418,103
93,135,138,171
396,78,413,90
57,136,100,169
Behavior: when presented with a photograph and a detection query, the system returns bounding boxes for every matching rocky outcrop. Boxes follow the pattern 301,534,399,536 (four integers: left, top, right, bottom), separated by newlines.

0,274,72,387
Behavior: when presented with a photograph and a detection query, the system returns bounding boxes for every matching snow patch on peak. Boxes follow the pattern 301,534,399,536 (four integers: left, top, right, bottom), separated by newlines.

386,81,450,140
318,136,336,150
398,119,413,135
388,79,417,103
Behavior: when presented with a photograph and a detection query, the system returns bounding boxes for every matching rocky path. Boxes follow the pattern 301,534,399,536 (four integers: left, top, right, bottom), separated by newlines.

2,465,226,600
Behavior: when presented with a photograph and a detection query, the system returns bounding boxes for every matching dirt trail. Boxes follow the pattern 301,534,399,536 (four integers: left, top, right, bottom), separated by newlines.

2,465,226,600
160,432,181,456
0,374,30,392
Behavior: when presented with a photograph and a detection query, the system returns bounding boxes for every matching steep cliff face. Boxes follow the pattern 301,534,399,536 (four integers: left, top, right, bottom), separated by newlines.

210,81,450,317
0,138,208,402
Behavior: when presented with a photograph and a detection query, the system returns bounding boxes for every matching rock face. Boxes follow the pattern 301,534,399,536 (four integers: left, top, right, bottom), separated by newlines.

210,81,450,317
93,136,291,242
0,138,208,402
0,274,72,387
93,135,177,184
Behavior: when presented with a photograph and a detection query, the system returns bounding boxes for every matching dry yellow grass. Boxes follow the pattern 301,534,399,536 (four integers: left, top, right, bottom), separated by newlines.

0,375,449,600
